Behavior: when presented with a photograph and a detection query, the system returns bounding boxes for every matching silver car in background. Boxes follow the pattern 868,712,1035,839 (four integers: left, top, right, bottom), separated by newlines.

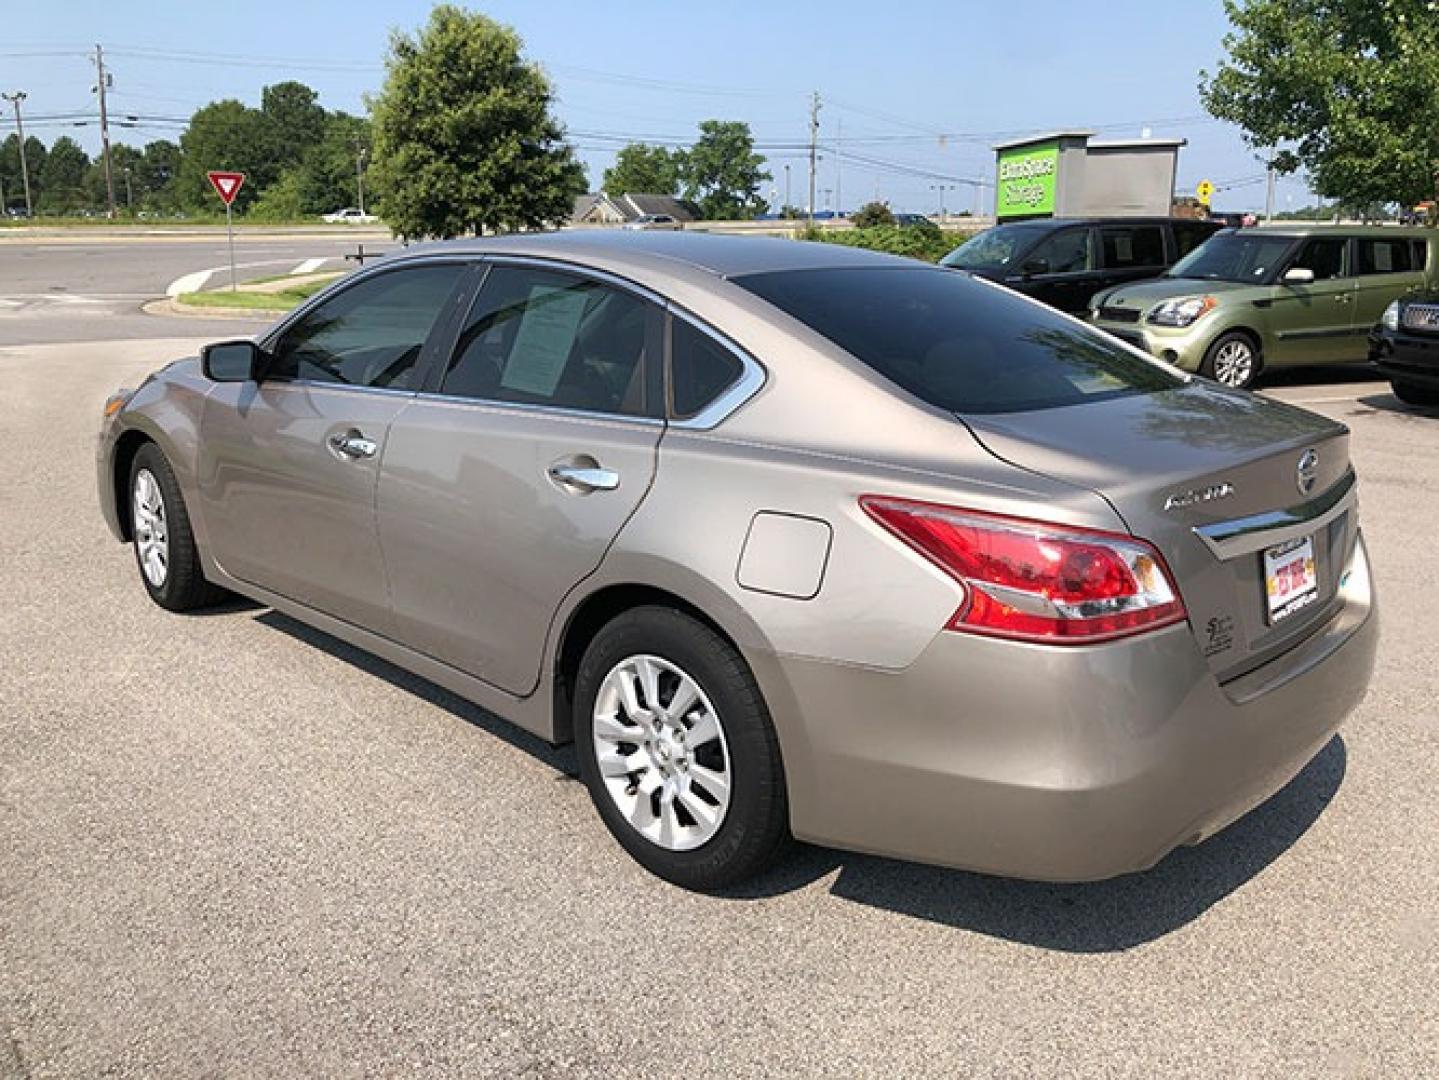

97,233,1377,890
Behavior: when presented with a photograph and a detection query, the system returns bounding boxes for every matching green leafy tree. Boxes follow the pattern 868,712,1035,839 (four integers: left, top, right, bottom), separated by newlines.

261,80,327,173
295,112,372,214
851,201,894,228
1201,0,1439,207
602,143,679,195
85,144,145,212
39,137,90,212
248,168,309,221
677,120,770,220
137,140,182,210
368,5,587,238
177,99,273,212
1,135,46,209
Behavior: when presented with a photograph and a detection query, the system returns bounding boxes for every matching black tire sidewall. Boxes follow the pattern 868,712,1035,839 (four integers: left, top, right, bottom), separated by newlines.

129,443,218,611
1392,380,1439,407
1201,331,1260,390
573,606,788,891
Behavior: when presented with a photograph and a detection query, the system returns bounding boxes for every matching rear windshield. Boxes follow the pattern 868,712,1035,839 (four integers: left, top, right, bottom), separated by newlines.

734,266,1184,414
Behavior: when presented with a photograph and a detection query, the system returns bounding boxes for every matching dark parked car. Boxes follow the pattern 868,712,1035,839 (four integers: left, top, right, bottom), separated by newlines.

941,217,1222,315
1370,290,1439,406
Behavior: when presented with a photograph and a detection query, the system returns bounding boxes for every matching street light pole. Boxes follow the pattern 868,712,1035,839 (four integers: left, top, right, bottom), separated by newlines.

1,91,34,217
354,138,368,215
784,164,791,212
123,166,133,214
807,91,821,228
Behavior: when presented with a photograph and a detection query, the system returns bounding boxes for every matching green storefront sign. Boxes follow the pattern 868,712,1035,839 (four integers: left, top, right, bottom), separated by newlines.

996,142,1058,218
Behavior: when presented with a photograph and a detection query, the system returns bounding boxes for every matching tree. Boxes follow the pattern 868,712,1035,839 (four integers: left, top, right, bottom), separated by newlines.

602,143,679,195
261,81,327,173
677,121,770,220
368,5,586,238
1201,0,1439,208
2,135,46,209
294,112,372,214
851,201,895,228
177,99,273,211
39,137,90,212
137,140,182,210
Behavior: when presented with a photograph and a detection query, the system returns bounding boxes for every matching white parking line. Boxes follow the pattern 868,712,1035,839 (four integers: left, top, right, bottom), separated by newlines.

166,269,215,298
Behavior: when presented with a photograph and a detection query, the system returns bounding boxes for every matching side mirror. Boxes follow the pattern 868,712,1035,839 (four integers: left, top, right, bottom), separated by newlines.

1021,258,1050,277
201,339,265,382
1282,266,1316,285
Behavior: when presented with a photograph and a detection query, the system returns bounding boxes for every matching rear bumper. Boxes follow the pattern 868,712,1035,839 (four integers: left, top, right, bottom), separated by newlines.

765,534,1377,882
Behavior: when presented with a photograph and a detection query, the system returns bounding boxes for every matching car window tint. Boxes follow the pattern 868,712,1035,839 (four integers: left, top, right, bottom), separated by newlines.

1291,237,1348,280
1357,238,1415,275
735,266,1182,415
1024,228,1093,274
1172,222,1213,258
671,318,744,418
268,265,463,389
941,224,1046,271
1412,240,1429,272
1100,226,1165,269
442,265,653,417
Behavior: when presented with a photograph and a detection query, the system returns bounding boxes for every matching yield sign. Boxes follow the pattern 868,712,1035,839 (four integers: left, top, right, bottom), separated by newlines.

206,171,246,206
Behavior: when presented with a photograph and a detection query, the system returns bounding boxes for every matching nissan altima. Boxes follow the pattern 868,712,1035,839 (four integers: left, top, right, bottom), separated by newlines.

98,232,1377,890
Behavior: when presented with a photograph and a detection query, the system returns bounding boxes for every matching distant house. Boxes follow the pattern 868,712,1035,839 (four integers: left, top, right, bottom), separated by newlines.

571,192,702,225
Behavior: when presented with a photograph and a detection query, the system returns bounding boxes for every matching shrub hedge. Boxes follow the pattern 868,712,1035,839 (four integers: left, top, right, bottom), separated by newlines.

799,224,974,264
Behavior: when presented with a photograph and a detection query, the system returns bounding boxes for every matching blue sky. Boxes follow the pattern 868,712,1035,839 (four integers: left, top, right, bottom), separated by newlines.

1,0,1313,214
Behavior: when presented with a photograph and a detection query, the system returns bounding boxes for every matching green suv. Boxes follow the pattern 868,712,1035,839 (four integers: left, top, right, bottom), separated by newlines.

1089,225,1437,388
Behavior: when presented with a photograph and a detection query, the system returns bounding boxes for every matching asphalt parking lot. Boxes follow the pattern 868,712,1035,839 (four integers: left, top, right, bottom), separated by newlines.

1,239,1436,1077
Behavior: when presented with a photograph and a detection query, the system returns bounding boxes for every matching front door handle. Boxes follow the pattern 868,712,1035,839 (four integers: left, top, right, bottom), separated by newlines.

548,463,620,493
328,431,378,459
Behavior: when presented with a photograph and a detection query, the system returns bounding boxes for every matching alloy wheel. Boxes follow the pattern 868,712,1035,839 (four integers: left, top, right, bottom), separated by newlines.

1212,339,1255,388
133,468,169,588
591,654,732,851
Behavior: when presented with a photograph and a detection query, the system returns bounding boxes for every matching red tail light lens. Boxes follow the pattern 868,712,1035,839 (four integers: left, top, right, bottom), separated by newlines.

861,496,1187,644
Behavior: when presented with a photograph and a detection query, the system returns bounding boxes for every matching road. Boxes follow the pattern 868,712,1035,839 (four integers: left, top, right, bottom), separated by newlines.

1,236,1436,1077
0,228,392,344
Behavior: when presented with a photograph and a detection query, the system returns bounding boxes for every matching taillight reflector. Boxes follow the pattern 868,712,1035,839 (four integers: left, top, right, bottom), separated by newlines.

861,496,1187,644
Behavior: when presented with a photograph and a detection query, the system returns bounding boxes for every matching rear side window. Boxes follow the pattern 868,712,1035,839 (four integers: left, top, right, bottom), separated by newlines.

670,318,744,418
1412,240,1429,272
441,265,657,417
735,266,1182,414
1100,225,1165,269
1357,238,1415,275
1290,237,1348,280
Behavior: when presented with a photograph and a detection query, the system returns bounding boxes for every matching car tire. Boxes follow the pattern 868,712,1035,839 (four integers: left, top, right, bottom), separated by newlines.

1200,331,1261,390
1391,380,1439,407
573,606,790,891
129,443,229,612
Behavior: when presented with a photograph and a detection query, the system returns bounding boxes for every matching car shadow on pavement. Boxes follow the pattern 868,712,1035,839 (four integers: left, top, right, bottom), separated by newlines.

1258,363,1379,389
1355,391,1439,418
746,736,1347,953
253,609,1344,954
254,611,579,778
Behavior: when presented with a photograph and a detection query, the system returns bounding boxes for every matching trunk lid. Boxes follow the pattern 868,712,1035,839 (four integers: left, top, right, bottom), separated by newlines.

958,381,1357,680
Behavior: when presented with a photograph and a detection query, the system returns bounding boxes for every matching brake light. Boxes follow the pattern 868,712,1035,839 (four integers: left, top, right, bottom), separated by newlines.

860,496,1186,644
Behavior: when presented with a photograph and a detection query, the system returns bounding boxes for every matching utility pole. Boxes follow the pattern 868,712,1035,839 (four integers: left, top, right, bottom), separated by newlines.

1264,159,1276,223
92,45,117,218
353,137,368,215
783,163,791,212
1,91,33,216
835,117,842,218
807,91,821,228
122,167,133,214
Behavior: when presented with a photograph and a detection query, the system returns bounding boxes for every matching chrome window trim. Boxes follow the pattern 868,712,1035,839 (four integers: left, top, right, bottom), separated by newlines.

665,305,768,431
1193,469,1356,558
409,390,665,428
248,379,419,399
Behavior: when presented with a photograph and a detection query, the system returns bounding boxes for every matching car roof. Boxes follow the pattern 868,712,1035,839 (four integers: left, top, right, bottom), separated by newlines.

1234,223,1438,238
987,216,1216,230
397,229,922,279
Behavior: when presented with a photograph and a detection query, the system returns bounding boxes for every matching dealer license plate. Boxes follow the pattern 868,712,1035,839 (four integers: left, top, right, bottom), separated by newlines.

1264,535,1318,624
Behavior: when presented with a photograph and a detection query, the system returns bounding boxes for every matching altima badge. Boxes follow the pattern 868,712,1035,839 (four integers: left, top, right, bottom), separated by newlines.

1297,449,1319,496
1164,482,1235,512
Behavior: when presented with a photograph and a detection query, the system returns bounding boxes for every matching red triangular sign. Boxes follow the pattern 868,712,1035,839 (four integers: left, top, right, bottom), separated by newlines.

206,171,246,206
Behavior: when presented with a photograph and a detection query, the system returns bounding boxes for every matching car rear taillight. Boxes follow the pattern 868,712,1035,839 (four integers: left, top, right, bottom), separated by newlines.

860,496,1186,644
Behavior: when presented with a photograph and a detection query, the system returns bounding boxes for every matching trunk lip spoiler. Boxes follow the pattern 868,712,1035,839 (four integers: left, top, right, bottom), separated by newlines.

1193,469,1356,558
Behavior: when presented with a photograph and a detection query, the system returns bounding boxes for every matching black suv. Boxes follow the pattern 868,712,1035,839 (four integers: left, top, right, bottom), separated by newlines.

940,217,1222,315
1369,289,1439,406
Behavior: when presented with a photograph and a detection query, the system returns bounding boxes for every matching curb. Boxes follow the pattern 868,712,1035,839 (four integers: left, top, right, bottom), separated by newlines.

142,298,284,321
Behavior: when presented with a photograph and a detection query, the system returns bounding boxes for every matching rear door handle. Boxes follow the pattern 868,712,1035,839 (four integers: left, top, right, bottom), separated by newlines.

328,431,378,459
548,464,620,493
